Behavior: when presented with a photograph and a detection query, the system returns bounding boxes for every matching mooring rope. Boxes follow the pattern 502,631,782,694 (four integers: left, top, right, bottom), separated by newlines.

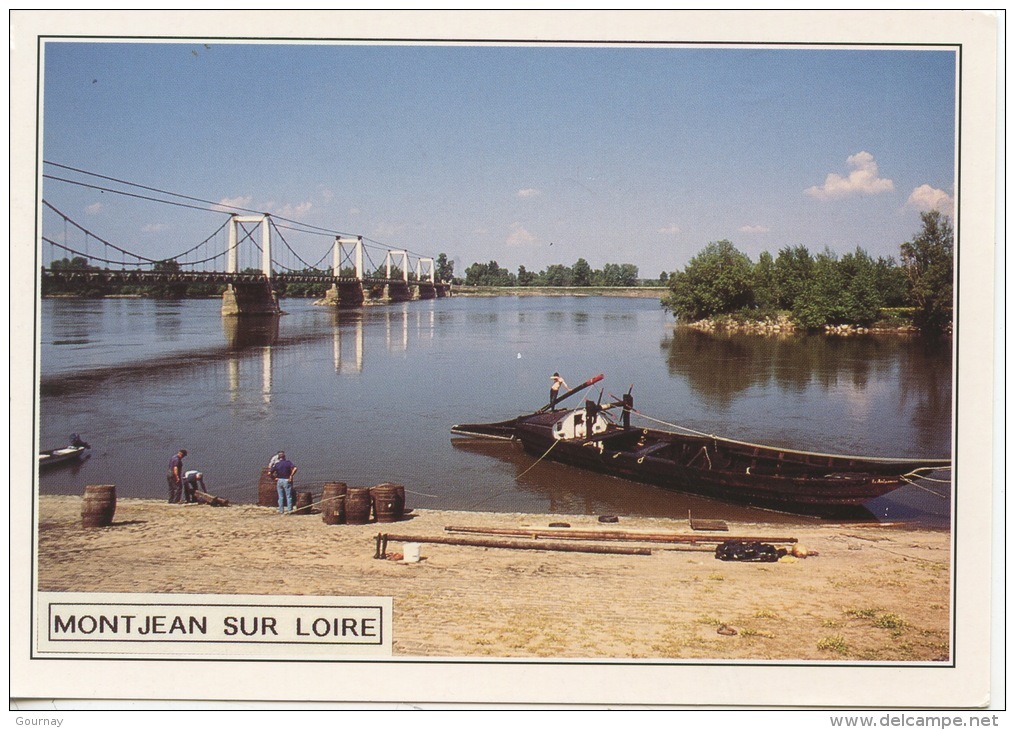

899,475,951,499
902,466,953,483
283,483,443,516
628,409,952,467
628,410,714,439
516,439,561,479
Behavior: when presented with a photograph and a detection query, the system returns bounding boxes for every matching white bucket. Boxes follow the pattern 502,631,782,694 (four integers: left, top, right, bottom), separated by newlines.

402,542,421,563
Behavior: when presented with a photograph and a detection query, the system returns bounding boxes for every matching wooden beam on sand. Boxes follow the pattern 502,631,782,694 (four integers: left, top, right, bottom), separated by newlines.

380,533,651,556
443,525,797,545
192,491,230,507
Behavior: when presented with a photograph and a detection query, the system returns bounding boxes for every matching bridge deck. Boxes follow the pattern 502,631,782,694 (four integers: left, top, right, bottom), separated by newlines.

41,269,443,287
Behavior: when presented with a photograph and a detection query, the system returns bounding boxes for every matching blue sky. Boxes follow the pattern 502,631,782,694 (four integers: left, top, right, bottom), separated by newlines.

40,41,957,278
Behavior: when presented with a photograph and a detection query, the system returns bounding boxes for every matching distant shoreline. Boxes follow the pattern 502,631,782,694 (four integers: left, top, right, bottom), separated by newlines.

450,286,666,298
42,290,936,336
43,287,667,300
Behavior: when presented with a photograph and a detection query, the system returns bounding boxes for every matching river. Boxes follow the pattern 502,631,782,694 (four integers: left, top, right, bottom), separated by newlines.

37,295,953,526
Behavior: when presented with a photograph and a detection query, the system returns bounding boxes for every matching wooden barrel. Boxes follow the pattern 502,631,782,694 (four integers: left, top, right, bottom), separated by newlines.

257,467,277,507
295,490,313,514
81,485,116,528
345,487,373,525
370,483,405,523
321,482,348,525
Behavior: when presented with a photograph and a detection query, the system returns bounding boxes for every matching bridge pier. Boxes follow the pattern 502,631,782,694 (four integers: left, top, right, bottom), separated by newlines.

382,282,413,302
414,283,438,300
319,281,366,307
221,282,281,316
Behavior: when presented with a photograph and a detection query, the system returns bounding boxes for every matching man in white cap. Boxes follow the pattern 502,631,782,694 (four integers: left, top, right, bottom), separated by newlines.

183,469,207,503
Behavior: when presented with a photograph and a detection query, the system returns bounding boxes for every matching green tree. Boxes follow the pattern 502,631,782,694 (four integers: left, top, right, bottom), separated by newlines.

517,265,537,286
542,263,572,287
752,250,779,312
571,258,593,287
662,240,755,321
873,256,908,308
464,260,514,286
837,247,883,326
43,256,110,297
150,259,188,300
900,211,954,333
617,263,639,287
595,263,620,287
435,253,454,283
791,249,840,329
774,245,814,310
791,247,882,329
370,265,403,280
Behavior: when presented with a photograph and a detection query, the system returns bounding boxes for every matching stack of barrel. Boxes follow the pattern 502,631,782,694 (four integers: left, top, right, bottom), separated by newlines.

259,470,405,524
319,482,405,525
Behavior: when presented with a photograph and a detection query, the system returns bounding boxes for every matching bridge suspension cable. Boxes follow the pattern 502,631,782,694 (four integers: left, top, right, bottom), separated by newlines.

43,201,164,265
267,218,329,273
42,161,444,274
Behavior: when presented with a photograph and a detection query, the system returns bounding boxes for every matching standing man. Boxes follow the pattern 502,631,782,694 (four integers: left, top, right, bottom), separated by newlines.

270,451,298,515
550,372,569,411
166,448,187,504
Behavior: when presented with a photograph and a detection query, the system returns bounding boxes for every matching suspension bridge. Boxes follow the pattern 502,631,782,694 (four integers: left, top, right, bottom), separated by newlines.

39,164,452,316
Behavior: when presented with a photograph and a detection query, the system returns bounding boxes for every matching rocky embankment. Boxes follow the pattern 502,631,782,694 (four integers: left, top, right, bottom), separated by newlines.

685,315,920,336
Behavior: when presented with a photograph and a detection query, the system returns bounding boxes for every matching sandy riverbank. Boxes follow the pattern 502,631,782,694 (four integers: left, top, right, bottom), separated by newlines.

36,495,951,662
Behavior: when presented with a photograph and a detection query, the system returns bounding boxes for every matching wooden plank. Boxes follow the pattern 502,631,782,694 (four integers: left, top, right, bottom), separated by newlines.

689,518,729,532
193,491,230,507
444,525,795,544
382,533,651,556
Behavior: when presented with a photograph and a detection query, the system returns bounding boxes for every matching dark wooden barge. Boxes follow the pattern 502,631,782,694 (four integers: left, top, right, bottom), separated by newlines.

451,378,950,517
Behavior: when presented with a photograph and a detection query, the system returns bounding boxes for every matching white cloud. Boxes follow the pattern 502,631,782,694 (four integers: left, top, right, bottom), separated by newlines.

658,224,681,235
739,224,770,234
221,197,313,219
805,151,895,200
215,195,253,212
142,223,169,233
506,222,537,246
349,208,361,216
906,184,954,216
516,188,541,199
277,201,313,218
85,202,103,215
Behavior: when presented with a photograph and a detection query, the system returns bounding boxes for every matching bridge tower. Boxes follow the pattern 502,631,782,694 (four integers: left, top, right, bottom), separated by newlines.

414,257,437,300
385,250,410,282
383,249,412,302
221,214,281,316
320,235,365,307
334,235,364,280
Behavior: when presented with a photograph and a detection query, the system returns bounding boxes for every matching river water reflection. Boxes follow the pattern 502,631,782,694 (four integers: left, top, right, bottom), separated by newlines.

38,296,953,526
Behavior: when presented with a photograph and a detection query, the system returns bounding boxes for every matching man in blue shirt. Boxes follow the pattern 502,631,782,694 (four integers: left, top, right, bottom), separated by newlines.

269,451,298,515
166,449,187,504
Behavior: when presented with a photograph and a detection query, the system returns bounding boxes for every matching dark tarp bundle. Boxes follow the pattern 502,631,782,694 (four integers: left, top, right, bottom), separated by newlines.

714,540,782,562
